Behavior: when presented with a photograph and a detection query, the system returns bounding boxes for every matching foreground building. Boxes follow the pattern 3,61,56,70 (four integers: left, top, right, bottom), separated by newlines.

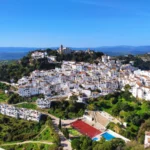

71,119,130,143
0,104,42,122
36,98,51,109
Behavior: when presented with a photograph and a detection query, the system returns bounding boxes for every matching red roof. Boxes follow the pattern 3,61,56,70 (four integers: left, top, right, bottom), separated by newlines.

71,120,101,138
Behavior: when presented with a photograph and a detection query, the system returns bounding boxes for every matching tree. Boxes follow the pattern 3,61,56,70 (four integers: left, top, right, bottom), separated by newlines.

137,119,150,144
120,103,133,111
110,138,125,150
99,137,106,144
63,128,69,139
80,136,92,150
93,141,112,150
58,118,61,129
124,84,131,91
69,95,78,104
71,138,80,150
87,104,95,111
111,97,118,104
112,105,121,116
77,109,84,118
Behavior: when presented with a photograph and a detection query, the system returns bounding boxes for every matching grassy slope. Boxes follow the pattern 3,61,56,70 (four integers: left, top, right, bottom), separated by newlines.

0,92,9,103
1,143,58,150
0,114,59,149
68,128,81,136
16,102,37,110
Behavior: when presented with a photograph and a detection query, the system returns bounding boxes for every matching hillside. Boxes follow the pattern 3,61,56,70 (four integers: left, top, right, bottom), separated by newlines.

0,114,60,150
116,54,150,70
0,49,103,83
137,53,150,62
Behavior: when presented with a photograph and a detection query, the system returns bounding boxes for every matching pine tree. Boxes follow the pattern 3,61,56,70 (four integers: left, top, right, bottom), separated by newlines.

58,118,61,129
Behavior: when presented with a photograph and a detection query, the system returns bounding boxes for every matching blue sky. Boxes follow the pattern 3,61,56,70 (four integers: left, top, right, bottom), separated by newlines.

0,0,150,47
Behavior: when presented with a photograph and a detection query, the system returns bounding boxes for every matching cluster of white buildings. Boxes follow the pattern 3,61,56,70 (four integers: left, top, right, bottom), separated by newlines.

31,51,47,59
31,45,73,61
119,68,150,101
31,51,57,63
18,55,120,99
36,98,51,109
17,54,150,101
0,104,42,122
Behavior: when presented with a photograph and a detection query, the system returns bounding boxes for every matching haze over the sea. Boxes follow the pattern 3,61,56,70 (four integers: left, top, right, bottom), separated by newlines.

0,46,150,60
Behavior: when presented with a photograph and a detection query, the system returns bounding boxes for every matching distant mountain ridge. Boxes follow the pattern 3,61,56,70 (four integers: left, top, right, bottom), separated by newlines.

0,46,150,60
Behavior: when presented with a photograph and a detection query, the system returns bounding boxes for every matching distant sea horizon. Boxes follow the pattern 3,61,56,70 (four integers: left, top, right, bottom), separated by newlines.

0,46,150,60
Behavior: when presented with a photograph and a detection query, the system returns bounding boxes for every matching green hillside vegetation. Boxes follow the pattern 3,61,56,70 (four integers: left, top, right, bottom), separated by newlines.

7,93,44,104
137,119,150,144
117,54,150,70
71,136,126,150
0,82,14,103
16,102,37,110
0,114,43,144
137,54,150,62
0,114,60,147
0,55,59,83
0,90,9,103
0,49,103,83
0,60,16,66
68,128,81,136
46,49,103,63
0,91,42,104
71,135,150,150
34,127,54,141
34,118,60,144
1,143,58,150
0,82,10,90
7,93,27,104
48,97,85,119
88,88,150,141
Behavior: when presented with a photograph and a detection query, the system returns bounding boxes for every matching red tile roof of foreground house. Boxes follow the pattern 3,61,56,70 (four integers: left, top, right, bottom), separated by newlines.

71,119,101,138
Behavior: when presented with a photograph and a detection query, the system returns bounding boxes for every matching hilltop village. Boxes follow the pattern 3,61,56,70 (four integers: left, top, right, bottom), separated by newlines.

18,50,150,101
1,47,150,150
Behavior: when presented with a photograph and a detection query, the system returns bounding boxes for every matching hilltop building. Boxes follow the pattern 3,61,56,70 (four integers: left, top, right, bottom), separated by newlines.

31,51,47,59
58,45,73,54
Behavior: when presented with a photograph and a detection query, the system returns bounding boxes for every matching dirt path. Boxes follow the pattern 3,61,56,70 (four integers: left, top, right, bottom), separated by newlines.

1,141,53,146
33,125,48,140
